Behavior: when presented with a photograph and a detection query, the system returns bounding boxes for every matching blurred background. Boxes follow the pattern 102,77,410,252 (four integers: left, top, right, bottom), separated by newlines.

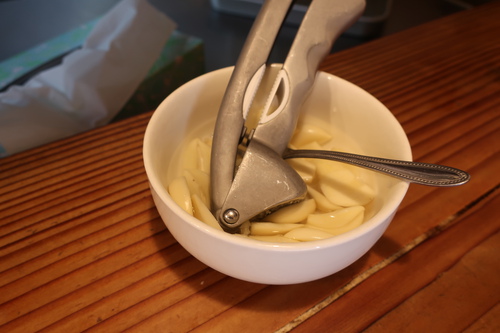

0,0,493,155
0,0,491,72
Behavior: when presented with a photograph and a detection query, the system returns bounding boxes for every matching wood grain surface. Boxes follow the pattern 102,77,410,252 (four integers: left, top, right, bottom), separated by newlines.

1,1,499,332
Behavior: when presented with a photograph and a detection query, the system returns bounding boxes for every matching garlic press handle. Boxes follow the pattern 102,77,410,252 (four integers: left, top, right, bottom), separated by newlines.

210,0,294,215
252,0,366,154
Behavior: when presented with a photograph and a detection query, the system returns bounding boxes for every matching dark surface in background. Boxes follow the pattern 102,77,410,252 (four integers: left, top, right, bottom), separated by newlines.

0,0,487,72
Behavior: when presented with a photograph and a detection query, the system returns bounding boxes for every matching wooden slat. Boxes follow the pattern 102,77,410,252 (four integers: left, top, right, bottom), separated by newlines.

463,303,500,333
281,189,499,333
0,113,150,184
0,198,155,282
364,232,500,333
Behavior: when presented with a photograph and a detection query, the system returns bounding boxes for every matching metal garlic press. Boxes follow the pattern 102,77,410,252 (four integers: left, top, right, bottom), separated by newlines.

210,0,366,233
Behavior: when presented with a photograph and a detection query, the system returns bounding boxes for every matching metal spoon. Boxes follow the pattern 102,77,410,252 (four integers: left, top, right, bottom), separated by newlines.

282,148,470,186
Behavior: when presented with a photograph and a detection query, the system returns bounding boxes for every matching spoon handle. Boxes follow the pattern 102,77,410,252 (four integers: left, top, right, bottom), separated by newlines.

283,148,470,186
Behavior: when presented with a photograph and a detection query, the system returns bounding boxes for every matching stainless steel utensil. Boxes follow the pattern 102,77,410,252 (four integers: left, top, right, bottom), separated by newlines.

209,0,470,234
283,148,470,186
210,0,366,233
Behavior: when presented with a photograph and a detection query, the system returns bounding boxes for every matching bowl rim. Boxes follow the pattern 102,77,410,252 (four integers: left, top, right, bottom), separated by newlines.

143,66,411,252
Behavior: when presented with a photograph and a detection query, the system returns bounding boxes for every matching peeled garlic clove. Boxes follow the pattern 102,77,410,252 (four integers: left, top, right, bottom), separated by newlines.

316,163,355,181
240,220,251,236
264,199,316,223
181,138,212,172
181,139,199,171
320,179,374,207
202,136,213,147
311,158,350,182
286,159,316,184
250,222,305,236
192,194,222,230
167,176,193,215
309,208,364,236
196,139,212,173
291,123,332,147
249,235,300,243
183,170,208,206
284,227,333,241
186,168,210,205
317,167,374,207
294,140,324,151
307,206,364,229
307,185,342,212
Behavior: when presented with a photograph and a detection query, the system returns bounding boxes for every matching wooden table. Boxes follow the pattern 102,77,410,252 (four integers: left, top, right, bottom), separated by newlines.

1,2,499,332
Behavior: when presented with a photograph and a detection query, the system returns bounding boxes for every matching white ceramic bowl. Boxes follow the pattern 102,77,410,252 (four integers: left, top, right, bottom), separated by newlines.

143,66,411,285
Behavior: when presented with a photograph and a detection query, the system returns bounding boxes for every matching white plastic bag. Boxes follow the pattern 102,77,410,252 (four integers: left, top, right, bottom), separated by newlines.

0,0,176,157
